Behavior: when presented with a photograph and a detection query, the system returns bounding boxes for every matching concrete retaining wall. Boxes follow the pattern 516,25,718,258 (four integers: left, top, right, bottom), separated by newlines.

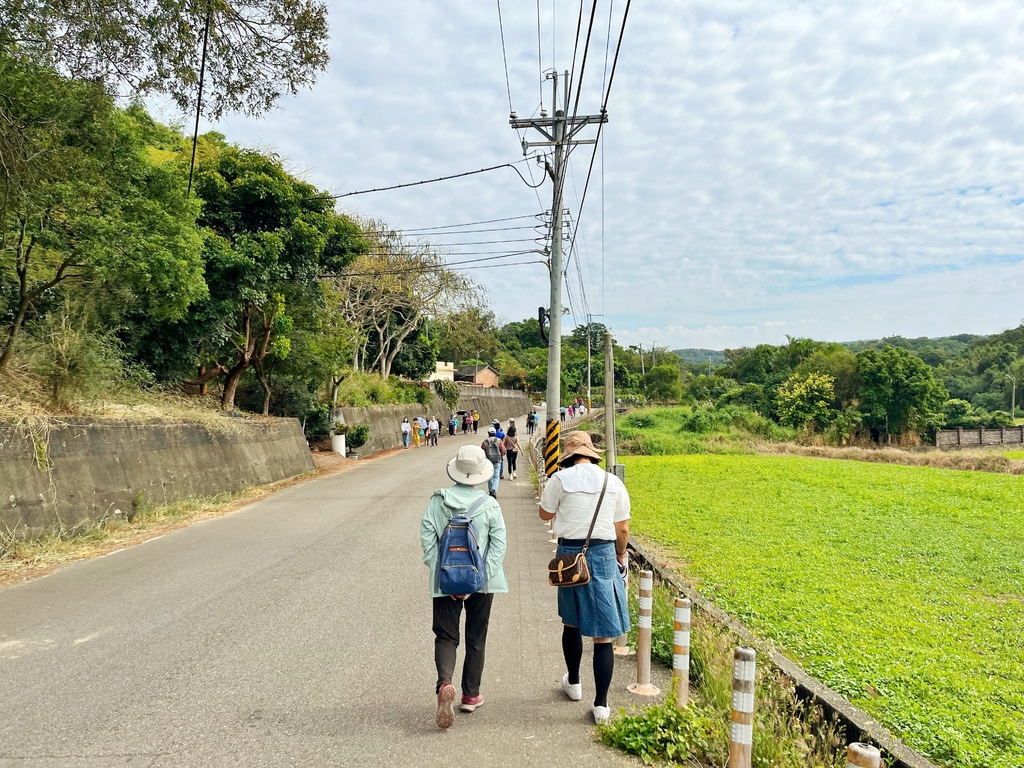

1,418,314,535
337,386,533,455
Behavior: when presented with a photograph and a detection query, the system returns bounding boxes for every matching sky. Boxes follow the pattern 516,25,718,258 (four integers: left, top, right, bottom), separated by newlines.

158,0,1024,351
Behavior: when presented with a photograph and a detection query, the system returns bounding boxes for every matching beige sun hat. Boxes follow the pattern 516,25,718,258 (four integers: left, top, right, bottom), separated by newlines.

446,445,493,486
560,430,603,466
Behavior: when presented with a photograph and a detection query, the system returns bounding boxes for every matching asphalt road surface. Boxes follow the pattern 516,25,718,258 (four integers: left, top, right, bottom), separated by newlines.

0,422,661,767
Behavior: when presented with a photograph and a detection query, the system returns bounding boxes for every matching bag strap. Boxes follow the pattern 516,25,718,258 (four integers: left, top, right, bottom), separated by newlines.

581,473,610,553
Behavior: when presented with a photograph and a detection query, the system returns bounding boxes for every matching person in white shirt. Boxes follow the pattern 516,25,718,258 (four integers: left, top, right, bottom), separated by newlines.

539,430,630,725
401,416,412,449
429,417,440,446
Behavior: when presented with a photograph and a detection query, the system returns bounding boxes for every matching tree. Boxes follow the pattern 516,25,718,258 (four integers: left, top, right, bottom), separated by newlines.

436,307,499,367
774,373,836,430
188,143,363,410
644,365,682,402
3,0,330,118
333,221,466,379
0,55,206,372
857,346,948,442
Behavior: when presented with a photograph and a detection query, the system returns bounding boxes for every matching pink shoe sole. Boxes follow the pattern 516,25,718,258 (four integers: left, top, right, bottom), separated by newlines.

436,684,456,728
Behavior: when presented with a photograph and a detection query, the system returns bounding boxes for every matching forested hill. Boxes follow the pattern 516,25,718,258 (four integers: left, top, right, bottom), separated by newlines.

674,348,727,364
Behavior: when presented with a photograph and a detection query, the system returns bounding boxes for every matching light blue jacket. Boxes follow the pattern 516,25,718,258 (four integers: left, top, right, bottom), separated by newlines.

421,484,509,598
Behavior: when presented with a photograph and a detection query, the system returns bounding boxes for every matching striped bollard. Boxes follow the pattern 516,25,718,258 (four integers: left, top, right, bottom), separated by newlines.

672,597,691,707
847,743,881,768
728,646,756,768
614,552,633,656
626,570,660,696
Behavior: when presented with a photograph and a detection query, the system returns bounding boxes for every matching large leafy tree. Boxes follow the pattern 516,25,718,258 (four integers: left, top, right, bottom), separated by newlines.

0,53,206,372
857,345,948,442
186,142,365,410
1,0,329,118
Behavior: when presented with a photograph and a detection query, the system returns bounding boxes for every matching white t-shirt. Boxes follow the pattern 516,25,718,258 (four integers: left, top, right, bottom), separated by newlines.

401,422,412,434
540,463,630,541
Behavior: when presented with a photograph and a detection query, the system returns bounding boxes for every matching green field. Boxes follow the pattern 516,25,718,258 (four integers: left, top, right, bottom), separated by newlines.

623,454,1024,768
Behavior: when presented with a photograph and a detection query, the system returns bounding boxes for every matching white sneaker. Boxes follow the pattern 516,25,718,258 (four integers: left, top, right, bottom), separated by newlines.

592,705,611,724
561,673,582,701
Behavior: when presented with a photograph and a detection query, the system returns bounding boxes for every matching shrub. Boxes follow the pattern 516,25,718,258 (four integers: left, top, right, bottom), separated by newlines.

346,424,369,450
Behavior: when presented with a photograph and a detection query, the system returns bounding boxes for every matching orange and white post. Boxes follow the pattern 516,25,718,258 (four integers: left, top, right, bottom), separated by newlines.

626,569,660,696
672,597,691,707
847,743,881,768
728,646,756,768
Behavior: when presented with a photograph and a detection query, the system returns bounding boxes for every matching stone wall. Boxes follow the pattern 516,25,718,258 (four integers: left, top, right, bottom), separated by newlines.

935,425,1024,449
1,418,314,535
337,386,532,455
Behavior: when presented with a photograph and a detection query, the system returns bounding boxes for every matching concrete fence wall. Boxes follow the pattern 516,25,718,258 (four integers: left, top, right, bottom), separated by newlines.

935,426,1024,449
1,418,314,535
337,386,533,455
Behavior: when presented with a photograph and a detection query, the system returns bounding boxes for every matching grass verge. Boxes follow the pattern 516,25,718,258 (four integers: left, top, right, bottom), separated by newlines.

600,574,846,767
622,454,1024,768
0,476,319,590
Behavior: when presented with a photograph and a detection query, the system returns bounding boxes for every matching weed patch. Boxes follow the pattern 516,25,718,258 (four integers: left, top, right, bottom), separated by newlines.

607,574,845,766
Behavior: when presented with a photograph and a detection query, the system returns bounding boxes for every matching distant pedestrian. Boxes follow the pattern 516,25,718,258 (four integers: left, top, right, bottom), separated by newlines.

462,413,470,434
539,431,631,725
560,406,566,423
429,417,440,446
481,427,506,497
421,445,508,729
503,422,521,480
401,416,412,449
448,414,457,436
472,410,480,434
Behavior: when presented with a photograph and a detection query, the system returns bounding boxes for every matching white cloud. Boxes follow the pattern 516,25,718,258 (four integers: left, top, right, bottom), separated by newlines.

168,0,1024,349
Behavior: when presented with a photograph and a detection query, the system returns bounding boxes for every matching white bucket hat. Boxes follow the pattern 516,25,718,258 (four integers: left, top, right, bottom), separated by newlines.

446,445,493,486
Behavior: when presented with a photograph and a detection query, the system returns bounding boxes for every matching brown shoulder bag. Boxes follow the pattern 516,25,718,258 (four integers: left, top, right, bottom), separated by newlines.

547,473,609,587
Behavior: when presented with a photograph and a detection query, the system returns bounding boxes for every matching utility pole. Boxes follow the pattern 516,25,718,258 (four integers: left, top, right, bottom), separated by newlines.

512,72,607,476
586,317,592,412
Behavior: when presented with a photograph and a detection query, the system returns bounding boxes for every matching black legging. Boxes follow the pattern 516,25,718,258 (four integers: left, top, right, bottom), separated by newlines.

506,451,518,474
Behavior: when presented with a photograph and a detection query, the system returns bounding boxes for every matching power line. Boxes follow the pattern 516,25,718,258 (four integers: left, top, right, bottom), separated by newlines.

306,158,533,201
496,0,514,114
570,1,600,122
567,0,631,261
371,214,543,234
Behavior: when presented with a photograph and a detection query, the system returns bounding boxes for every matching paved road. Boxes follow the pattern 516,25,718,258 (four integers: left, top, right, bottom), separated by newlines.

0,423,661,767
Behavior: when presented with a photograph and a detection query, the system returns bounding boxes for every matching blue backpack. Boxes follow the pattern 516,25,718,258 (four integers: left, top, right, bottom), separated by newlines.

437,496,490,596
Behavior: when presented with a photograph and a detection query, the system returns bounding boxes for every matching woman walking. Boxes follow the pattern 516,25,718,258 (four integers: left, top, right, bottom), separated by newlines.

421,445,508,729
538,431,631,725
503,420,521,480
401,417,412,449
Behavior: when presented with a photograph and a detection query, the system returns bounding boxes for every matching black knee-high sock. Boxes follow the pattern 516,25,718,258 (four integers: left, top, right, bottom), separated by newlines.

561,625,583,685
593,642,614,707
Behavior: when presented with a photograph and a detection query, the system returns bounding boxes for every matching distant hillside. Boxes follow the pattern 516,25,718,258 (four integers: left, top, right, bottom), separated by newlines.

674,348,726,364
840,334,987,359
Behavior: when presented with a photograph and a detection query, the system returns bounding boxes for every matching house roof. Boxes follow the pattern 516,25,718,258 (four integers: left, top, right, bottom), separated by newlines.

454,365,497,378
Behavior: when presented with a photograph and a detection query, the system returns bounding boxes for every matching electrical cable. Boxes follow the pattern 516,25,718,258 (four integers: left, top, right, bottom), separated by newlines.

496,0,514,114
536,0,544,110
567,0,631,258
305,158,534,201
570,1,600,123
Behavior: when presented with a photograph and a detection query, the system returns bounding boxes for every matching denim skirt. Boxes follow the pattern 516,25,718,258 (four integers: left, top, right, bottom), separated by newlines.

556,540,630,639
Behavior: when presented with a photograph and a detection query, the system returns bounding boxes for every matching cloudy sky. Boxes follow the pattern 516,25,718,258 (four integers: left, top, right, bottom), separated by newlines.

173,0,1024,351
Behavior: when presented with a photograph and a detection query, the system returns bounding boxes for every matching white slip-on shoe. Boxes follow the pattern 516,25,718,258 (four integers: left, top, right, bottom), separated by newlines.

561,673,582,701
592,705,611,724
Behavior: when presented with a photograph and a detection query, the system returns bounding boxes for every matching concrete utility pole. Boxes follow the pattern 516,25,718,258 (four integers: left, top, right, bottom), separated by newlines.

604,331,617,470
512,72,607,476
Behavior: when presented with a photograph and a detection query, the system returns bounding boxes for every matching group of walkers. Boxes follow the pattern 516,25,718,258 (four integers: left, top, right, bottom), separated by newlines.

559,398,587,422
402,411,486,449
420,428,631,730
400,416,442,448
